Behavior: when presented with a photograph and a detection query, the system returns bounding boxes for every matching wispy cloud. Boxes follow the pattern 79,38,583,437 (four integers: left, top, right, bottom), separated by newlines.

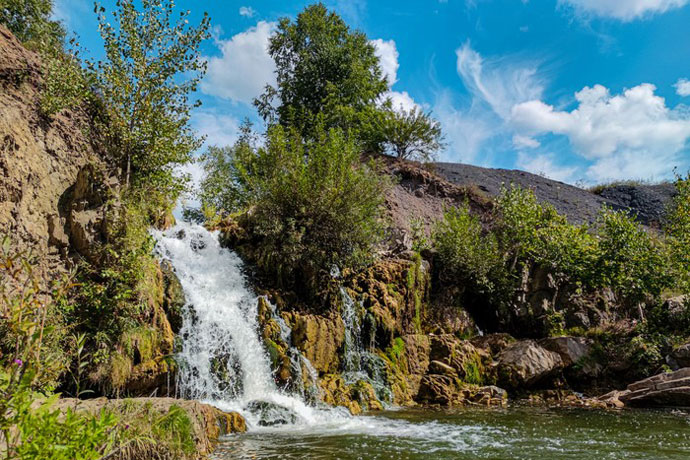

239,6,256,18
558,0,689,21
675,78,690,97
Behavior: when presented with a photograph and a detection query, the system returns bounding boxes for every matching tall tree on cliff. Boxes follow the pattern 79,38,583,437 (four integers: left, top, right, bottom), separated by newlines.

94,0,210,206
254,2,388,145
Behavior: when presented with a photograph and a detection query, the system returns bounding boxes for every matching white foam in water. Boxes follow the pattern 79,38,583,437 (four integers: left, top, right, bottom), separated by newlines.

152,222,458,439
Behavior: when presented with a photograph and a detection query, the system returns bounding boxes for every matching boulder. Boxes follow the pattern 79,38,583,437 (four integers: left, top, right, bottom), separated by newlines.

416,375,506,407
671,343,690,368
539,336,592,367
619,368,690,407
663,295,689,320
497,340,563,388
161,260,186,333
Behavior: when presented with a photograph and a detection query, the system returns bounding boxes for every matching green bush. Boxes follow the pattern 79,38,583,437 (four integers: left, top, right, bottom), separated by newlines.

202,125,389,297
433,204,504,294
667,172,690,291
596,207,673,305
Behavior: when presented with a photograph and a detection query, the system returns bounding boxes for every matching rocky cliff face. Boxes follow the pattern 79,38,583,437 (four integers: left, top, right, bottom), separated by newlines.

0,25,108,277
0,26,183,397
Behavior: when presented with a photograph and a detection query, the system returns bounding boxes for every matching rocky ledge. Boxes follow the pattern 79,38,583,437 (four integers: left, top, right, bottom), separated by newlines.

55,397,246,457
609,368,690,407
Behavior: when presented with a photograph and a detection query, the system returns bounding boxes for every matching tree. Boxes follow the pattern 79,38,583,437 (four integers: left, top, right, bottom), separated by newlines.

379,106,444,162
0,0,65,50
254,3,387,142
202,125,390,297
94,0,210,204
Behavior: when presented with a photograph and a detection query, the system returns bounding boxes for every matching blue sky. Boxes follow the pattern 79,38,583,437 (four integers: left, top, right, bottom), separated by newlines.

55,0,690,185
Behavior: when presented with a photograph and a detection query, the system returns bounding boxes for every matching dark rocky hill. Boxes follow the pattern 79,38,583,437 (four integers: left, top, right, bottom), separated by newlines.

433,162,677,226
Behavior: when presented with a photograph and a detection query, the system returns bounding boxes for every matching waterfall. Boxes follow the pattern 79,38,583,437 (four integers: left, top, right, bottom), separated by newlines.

153,223,330,427
339,287,393,404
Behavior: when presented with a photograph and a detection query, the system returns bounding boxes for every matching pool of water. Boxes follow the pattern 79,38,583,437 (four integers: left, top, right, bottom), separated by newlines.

212,407,690,460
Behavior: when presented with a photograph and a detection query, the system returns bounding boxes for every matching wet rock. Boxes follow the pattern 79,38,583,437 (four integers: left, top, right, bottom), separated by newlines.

286,313,345,375
620,368,690,407
245,401,298,426
161,260,185,333
497,340,563,388
318,374,362,415
417,375,507,407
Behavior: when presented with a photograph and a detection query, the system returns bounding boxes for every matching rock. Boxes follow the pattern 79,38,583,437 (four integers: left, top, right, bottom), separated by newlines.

286,312,345,374
245,401,298,426
417,375,458,405
497,340,564,388
429,360,457,376
597,389,630,409
539,336,592,367
671,343,690,368
664,296,689,320
161,260,185,333
471,333,515,356
401,334,430,375
416,375,507,407
620,368,690,407
318,374,363,415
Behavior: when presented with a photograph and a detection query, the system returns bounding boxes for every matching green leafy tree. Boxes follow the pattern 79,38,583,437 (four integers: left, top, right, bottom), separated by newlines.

93,0,210,204
203,125,390,297
254,3,387,142
379,106,444,162
0,0,65,50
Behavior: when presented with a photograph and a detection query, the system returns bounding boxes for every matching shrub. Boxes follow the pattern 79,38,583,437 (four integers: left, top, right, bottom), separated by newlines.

596,208,674,306
433,205,504,294
667,172,690,291
203,125,389,297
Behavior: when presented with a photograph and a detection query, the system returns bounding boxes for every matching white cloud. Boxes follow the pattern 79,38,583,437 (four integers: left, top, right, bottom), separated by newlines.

511,83,690,181
371,39,399,87
201,21,277,105
387,91,419,112
513,134,541,149
456,41,544,120
192,110,241,148
239,6,256,17
559,0,689,21
434,91,494,164
675,78,690,97
516,152,578,182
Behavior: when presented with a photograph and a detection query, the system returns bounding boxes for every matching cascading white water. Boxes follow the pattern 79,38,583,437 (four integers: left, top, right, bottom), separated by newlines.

153,222,335,427
339,287,393,404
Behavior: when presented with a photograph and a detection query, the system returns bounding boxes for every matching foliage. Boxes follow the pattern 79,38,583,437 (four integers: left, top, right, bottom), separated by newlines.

596,208,673,305
254,3,387,143
93,0,210,201
433,205,504,295
0,238,119,459
378,106,444,162
204,124,389,296
667,172,690,291
199,120,258,215
0,0,65,50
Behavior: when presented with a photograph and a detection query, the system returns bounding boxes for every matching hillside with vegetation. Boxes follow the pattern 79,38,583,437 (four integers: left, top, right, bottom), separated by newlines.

0,1,689,459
